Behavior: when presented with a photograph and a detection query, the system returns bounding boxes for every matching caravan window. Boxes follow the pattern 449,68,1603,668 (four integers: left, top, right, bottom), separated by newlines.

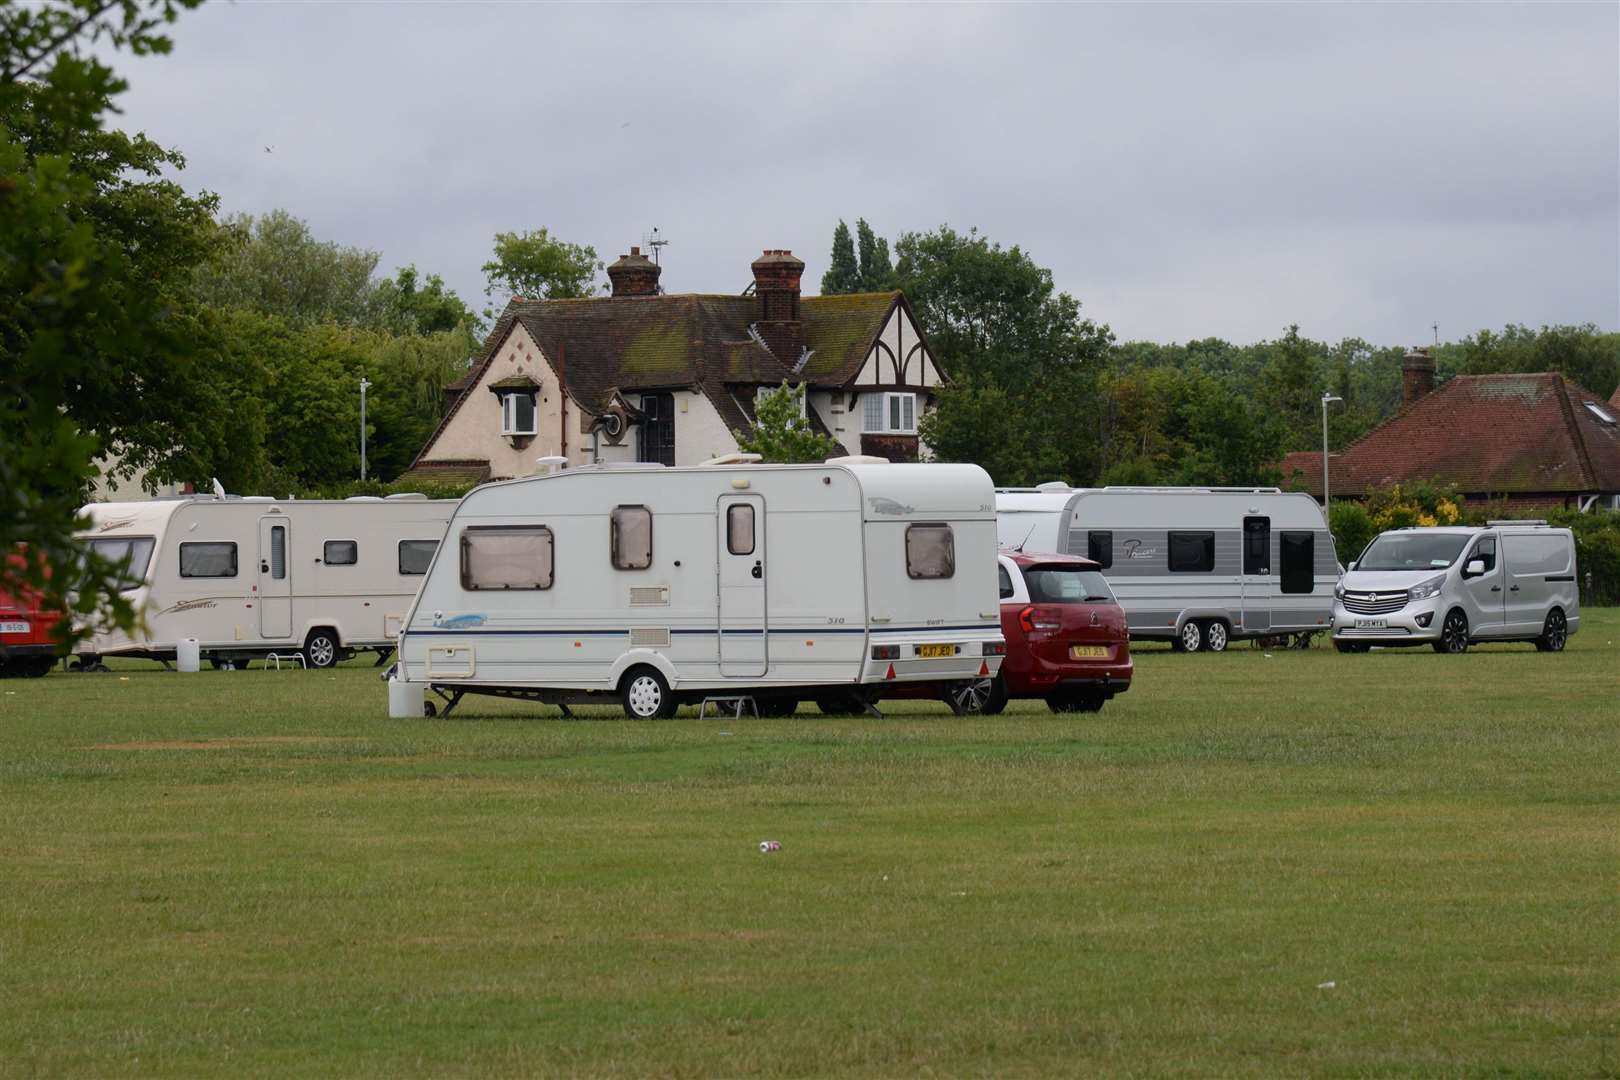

86,537,155,589
461,526,553,590
726,505,755,556
1168,532,1215,573
324,540,358,566
269,525,286,580
398,539,438,576
1280,531,1314,594
905,524,955,579
1087,531,1112,568
179,542,237,578
611,506,653,570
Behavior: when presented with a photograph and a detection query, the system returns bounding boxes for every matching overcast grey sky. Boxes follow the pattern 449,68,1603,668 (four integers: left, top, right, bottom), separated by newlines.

117,1,1619,346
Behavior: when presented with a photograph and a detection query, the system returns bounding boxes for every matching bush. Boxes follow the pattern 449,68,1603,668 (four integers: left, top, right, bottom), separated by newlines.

1328,501,1376,565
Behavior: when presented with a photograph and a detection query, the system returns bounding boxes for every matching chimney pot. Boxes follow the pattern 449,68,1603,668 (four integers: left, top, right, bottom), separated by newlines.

607,246,661,297
630,246,640,256
1402,346,1436,407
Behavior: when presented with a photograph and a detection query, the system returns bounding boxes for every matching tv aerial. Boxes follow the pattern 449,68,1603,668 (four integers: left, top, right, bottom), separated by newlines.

643,227,670,266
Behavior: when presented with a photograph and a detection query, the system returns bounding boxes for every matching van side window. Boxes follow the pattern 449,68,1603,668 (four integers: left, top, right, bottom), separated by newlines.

179,542,237,578
1470,536,1497,573
726,505,755,556
998,563,1014,599
611,506,653,570
905,524,955,579
461,526,553,590
324,540,358,566
1168,532,1215,573
1087,531,1112,569
398,539,438,576
1280,531,1314,593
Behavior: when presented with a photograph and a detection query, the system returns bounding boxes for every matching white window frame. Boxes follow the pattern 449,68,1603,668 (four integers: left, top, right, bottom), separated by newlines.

500,391,538,436
862,391,917,434
755,384,808,419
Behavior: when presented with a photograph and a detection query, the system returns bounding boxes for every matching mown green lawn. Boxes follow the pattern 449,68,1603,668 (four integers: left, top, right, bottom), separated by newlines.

1,615,1616,1077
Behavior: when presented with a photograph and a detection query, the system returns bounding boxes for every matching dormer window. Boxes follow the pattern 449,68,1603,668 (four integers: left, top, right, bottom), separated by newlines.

501,391,537,436
488,374,541,437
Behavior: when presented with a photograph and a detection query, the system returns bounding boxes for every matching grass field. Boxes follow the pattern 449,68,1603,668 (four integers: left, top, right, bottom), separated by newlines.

1,615,1617,1078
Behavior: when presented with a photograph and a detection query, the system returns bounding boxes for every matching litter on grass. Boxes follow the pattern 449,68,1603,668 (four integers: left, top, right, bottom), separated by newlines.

1317,981,1336,990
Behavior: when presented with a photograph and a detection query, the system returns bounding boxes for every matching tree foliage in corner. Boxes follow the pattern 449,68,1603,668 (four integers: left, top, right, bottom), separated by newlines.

482,228,601,313
734,383,840,464
821,220,859,295
1,0,216,646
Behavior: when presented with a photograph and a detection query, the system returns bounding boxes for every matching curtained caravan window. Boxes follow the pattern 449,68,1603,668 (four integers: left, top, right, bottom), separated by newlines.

905,524,955,579
611,506,653,570
460,526,553,590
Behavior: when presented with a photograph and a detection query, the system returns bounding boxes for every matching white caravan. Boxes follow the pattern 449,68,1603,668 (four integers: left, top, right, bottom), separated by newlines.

77,495,456,669
1333,522,1579,653
996,485,1338,651
394,458,1005,718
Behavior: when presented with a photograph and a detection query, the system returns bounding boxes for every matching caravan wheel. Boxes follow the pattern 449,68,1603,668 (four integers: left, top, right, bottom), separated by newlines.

1205,621,1230,652
1177,621,1204,653
621,666,676,719
304,629,340,669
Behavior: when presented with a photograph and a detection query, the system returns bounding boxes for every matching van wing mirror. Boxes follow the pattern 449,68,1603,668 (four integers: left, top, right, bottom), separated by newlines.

1464,558,1485,577
1346,561,1356,572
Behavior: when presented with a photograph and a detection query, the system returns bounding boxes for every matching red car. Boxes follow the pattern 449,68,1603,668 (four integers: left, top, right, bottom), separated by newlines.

1,551,63,678
967,551,1132,714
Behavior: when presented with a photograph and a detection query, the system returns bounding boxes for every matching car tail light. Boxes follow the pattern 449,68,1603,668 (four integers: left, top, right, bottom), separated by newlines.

870,644,900,660
1018,606,1061,633
982,641,1006,656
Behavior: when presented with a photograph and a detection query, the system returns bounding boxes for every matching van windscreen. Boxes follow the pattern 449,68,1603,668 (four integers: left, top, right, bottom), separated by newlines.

1358,533,1468,571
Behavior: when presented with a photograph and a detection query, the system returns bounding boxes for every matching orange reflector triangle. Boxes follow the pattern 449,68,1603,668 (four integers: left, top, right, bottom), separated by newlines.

979,660,990,676
885,663,895,680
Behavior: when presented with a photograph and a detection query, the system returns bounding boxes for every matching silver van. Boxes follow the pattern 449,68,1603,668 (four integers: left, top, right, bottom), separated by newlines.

1333,522,1579,654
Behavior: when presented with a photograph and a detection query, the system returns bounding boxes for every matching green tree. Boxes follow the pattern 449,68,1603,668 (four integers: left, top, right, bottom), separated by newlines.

820,220,860,295
482,228,601,311
1,0,217,644
894,225,1113,484
372,264,480,336
193,209,381,326
734,383,840,463
855,218,891,291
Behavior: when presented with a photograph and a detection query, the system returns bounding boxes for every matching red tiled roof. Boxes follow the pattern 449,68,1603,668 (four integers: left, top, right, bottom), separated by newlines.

1278,373,1620,497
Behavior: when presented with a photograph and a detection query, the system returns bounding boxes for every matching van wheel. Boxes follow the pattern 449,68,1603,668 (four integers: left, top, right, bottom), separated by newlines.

21,657,55,678
757,698,798,718
1534,609,1568,652
304,629,340,669
816,691,875,716
1177,621,1203,653
1205,621,1230,652
1334,640,1370,654
621,666,676,719
1433,610,1469,654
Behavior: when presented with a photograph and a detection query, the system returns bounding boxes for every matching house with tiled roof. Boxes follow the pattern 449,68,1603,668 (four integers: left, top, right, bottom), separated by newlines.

1280,348,1620,512
400,247,945,485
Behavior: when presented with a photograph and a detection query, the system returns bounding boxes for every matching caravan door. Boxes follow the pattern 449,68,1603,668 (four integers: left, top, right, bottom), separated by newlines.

257,517,292,638
1240,516,1272,633
717,495,767,676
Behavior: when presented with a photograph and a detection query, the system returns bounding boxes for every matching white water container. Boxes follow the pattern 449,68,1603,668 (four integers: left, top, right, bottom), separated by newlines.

176,638,200,673
388,677,425,719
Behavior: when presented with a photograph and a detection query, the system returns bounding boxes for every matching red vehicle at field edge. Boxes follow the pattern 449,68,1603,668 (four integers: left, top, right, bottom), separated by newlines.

978,551,1133,714
1,552,64,678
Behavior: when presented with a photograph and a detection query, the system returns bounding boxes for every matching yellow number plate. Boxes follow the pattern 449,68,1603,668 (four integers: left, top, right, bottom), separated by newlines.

1070,645,1109,659
917,644,955,658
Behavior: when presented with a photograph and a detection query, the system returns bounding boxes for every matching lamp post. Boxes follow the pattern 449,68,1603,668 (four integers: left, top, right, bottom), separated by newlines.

1321,392,1342,509
359,377,372,481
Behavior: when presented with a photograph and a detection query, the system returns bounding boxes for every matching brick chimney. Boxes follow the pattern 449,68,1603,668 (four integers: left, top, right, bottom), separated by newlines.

751,249,804,363
607,247,660,297
1402,347,1435,407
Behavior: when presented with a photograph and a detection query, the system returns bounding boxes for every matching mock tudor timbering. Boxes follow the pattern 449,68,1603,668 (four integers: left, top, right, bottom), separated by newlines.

399,245,947,484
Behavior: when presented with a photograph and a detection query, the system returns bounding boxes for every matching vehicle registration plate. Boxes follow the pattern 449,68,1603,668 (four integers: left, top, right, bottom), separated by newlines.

0,621,29,635
916,644,955,658
1355,618,1387,629
1070,645,1109,659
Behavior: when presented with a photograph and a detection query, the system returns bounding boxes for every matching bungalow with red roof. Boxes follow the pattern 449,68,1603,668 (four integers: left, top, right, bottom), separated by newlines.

399,247,944,485
1280,348,1620,512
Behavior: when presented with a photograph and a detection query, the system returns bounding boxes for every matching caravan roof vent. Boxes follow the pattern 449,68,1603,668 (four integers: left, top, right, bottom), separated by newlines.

384,492,428,500
698,453,764,466
1034,481,1072,493
345,496,384,502
825,455,889,465
535,455,568,475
